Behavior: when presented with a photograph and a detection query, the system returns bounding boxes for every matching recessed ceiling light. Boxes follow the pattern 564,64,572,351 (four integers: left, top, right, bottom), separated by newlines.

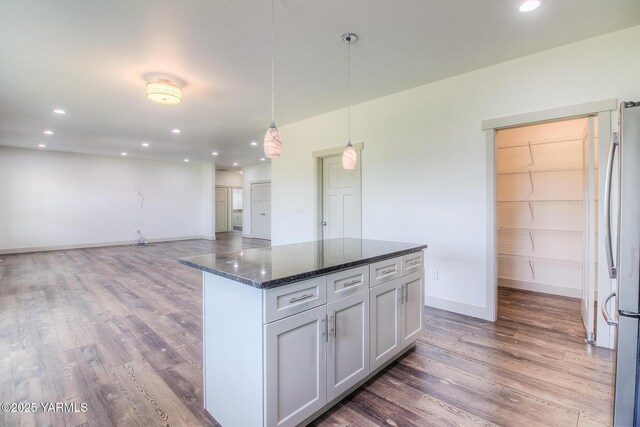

250,141,258,146
233,162,238,166
141,142,150,147
121,152,128,156
519,0,540,12
53,109,66,115
172,128,181,134
37,144,46,148
212,151,219,156
43,130,53,135
184,158,190,162
260,158,265,161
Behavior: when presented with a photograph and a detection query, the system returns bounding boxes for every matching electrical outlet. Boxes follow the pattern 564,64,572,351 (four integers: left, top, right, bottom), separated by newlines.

430,268,438,281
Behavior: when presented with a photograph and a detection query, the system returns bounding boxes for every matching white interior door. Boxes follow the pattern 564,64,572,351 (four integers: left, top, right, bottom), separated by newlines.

215,187,228,232
322,155,361,240
251,181,271,240
581,116,597,343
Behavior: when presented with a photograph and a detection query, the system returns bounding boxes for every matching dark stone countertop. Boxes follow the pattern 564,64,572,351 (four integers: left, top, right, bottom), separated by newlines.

178,238,428,289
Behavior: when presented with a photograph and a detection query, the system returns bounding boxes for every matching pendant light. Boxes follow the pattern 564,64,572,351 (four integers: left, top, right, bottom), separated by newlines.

264,0,282,159
342,33,357,170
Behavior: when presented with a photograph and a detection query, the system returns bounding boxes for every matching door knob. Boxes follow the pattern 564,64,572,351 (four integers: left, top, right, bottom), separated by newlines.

321,221,327,226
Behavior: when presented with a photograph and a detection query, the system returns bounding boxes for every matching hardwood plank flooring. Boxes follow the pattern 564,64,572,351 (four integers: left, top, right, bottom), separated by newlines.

0,235,613,426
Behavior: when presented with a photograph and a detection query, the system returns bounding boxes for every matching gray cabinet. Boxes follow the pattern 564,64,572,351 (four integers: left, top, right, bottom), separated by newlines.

370,260,424,372
265,306,327,427
326,291,369,401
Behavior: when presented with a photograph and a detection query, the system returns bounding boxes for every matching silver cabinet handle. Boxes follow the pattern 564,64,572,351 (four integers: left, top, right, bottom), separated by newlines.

382,268,395,275
408,260,420,267
260,213,266,216
601,291,618,326
289,293,314,304
343,279,360,287
405,283,409,303
329,314,336,338
321,221,327,226
604,132,619,279
398,284,405,304
322,315,328,342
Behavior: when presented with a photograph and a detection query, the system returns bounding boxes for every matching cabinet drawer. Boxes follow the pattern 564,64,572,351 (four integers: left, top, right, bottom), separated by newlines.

370,256,402,287
402,251,424,276
264,277,327,323
326,266,369,302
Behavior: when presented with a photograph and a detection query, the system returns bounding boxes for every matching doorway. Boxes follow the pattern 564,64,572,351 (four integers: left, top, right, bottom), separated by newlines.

215,186,228,233
321,154,362,239
495,116,598,341
251,181,271,240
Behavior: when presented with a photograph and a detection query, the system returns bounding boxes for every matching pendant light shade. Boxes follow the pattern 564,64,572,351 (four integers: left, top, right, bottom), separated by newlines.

264,0,282,159
341,33,358,170
264,122,282,159
342,140,357,169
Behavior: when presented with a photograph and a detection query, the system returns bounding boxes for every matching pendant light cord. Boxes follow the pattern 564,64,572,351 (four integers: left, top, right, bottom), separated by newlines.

347,36,351,142
271,0,275,123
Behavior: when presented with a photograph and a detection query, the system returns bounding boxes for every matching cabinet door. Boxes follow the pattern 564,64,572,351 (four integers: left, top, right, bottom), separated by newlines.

369,278,402,371
326,291,369,401
401,271,424,347
265,306,326,427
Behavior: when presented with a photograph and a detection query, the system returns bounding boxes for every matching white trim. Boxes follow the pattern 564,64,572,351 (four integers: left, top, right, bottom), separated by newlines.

312,143,364,158
481,98,617,130
425,296,493,321
485,129,497,321
0,235,214,255
499,279,581,299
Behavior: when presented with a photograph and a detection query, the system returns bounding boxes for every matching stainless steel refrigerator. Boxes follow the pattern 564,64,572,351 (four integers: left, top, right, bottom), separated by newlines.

602,101,640,426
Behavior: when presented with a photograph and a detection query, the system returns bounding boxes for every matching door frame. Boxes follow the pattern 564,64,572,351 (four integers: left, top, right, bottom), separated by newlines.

482,98,616,349
312,143,364,241
250,180,271,240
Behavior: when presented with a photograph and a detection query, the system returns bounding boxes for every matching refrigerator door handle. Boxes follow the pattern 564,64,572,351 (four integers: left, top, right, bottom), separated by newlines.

604,132,618,279
601,291,619,326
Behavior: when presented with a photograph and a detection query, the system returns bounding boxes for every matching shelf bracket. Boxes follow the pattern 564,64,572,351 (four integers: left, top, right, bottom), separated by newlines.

528,260,535,279
528,201,534,223
529,230,535,250
528,141,534,165
528,170,534,193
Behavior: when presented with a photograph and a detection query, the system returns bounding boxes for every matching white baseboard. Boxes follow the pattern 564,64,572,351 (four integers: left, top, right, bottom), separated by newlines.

425,295,493,321
499,278,581,298
0,235,214,255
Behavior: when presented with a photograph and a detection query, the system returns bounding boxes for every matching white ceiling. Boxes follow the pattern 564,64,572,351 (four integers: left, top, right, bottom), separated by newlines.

1,1,638,168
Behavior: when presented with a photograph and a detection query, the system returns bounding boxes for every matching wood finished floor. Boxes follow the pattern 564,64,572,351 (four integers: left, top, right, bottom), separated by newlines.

0,234,613,427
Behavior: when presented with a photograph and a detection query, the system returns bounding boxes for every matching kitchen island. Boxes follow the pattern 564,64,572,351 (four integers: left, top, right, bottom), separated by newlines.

179,238,427,427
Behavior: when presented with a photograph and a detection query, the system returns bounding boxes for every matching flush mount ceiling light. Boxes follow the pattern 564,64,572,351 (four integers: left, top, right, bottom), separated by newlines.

43,130,54,135
212,151,219,156
145,79,183,105
263,0,282,159
519,0,541,12
341,33,358,170
53,108,66,115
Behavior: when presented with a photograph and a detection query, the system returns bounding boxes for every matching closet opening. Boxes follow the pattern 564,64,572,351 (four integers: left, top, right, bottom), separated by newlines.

495,116,598,342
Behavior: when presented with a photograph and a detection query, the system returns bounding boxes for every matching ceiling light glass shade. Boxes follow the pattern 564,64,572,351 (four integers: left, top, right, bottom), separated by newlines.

264,122,282,159
145,79,183,104
519,0,541,12
342,140,357,169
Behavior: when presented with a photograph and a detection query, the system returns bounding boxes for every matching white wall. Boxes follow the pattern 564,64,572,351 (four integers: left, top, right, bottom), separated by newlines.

215,170,243,187
272,26,640,320
0,146,215,253
201,163,216,240
242,162,271,237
